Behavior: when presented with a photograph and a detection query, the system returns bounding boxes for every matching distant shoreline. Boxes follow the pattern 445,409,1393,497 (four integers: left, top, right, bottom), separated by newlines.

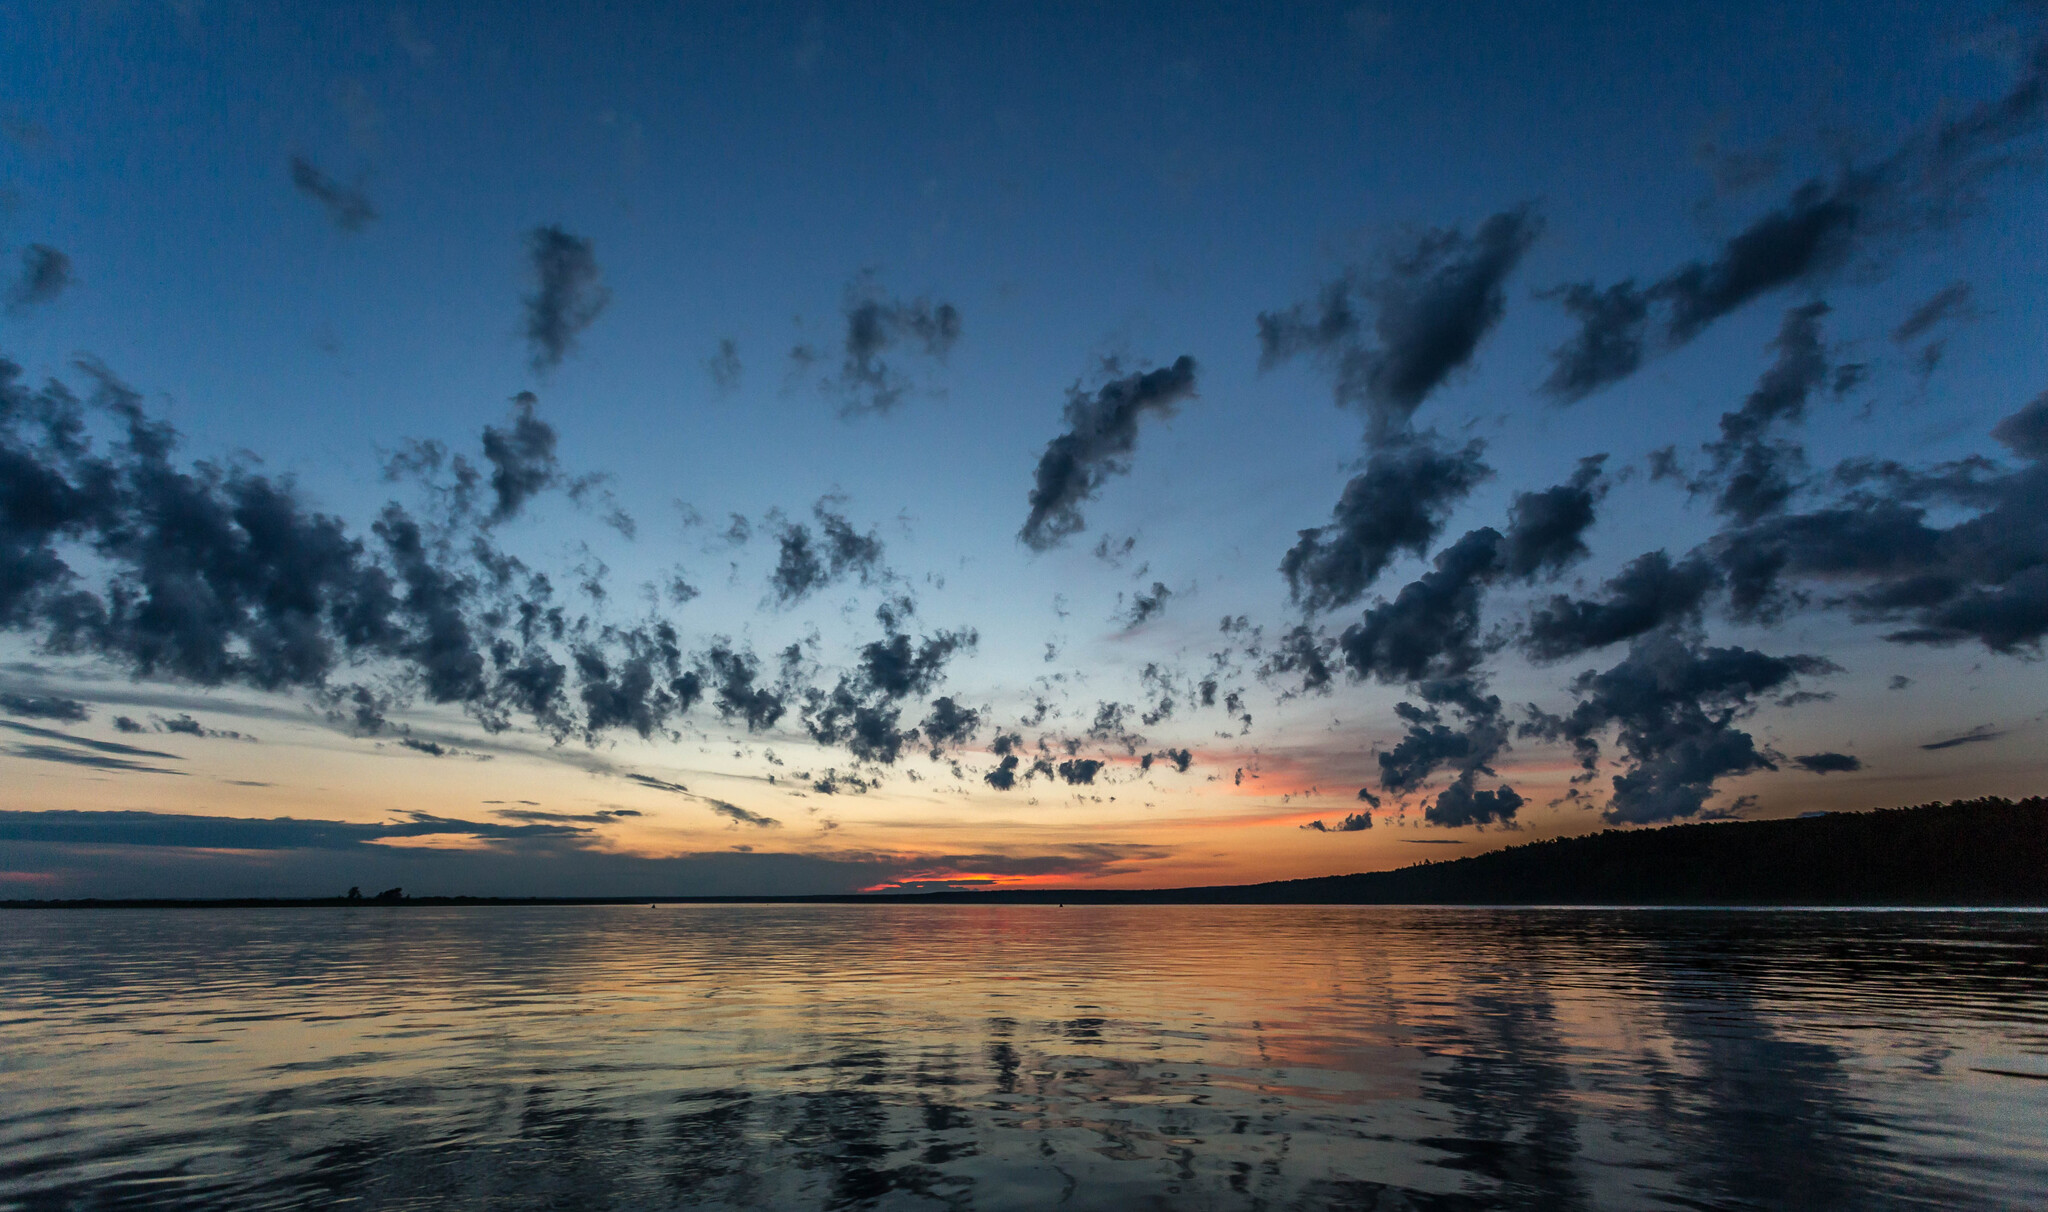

8,796,2044,910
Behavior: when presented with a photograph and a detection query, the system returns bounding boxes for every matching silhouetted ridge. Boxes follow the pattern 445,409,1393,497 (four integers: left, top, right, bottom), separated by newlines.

918,797,2048,905
1188,797,2046,906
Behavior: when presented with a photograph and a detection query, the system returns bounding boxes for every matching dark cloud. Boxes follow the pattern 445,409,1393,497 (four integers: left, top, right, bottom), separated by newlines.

801,679,913,764
152,712,252,740
820,275,961,416
1992,391,2048,461
1092,534,1137,568
1920,725,2003,751
492,807,640,824
1339,527,1503,685
0,691,87,721
799,605,975,766
1718,303,1830,445
481,393,561,525
1301,811,1372,833
1425,779,1523,829
1523,633,1836,824
1523,550,1720,662
1710,502,1936,625
1544,33,2048,400
113,715,144,733
702,798,779,828
1260,624,1337,695
769,524,825,603
983,754,1020,791
524,225,609,373
1911,339,1949,380
706,338,742,395
624,780,780,830
1791,752,1862,774
0,358,421,698
1020,357,1199,551
1706,400,2048,649
817,504,885,581
1116,582,1172,630
288,156,376,232
7,744,186,775
1057,758,1103,785
1087,700,1144,754
1377,688,1510,797
1668,186,1863,348
572,622,702,740
400,736,449,756
1296,490,1522,820
1703,303,1830,524
1282,435,1492,612
701,644,787,732
1544,183,1860,401
1892,281,1973,344
1137,662,1178,725
0,717,180,760
1711,437,1808,529
0,353,1072,773
769,500,885,604
378,437,482,520
1363,667,1521,828
1880,564,2048,654
1501,455,1609,580
375,505,486,704
1259,207,1541,439
919,696,980,758
808,768,876,796
1646,445,1686,483
1539,281,1651,402
0,808,583,849
858,604,975,700
8,245,71,310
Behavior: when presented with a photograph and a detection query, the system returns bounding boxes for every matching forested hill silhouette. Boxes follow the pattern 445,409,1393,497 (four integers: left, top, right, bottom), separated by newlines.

991,796,2045,907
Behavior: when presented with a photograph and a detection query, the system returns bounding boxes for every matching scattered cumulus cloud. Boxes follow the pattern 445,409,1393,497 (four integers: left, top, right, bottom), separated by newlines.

288,156,377,231
7,245,70,310
1021,356,1199,551
524,225,609,373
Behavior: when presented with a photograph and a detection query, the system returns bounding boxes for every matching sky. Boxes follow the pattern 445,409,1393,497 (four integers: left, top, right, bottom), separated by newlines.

2,0,2046,898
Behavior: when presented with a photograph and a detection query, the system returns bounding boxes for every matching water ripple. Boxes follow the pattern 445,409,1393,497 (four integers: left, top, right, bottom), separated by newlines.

2,906,2044,1209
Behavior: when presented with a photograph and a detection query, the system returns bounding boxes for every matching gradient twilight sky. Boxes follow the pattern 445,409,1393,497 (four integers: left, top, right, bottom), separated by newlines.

2,1,2046,897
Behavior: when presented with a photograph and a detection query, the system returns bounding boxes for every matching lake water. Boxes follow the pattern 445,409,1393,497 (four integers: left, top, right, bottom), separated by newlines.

2,906,2045,1210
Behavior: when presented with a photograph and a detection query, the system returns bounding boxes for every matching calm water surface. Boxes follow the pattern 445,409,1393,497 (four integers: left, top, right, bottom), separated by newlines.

2,905,2045,1210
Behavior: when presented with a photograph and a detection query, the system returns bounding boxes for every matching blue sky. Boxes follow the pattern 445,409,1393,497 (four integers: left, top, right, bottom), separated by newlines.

2,0,2045,896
